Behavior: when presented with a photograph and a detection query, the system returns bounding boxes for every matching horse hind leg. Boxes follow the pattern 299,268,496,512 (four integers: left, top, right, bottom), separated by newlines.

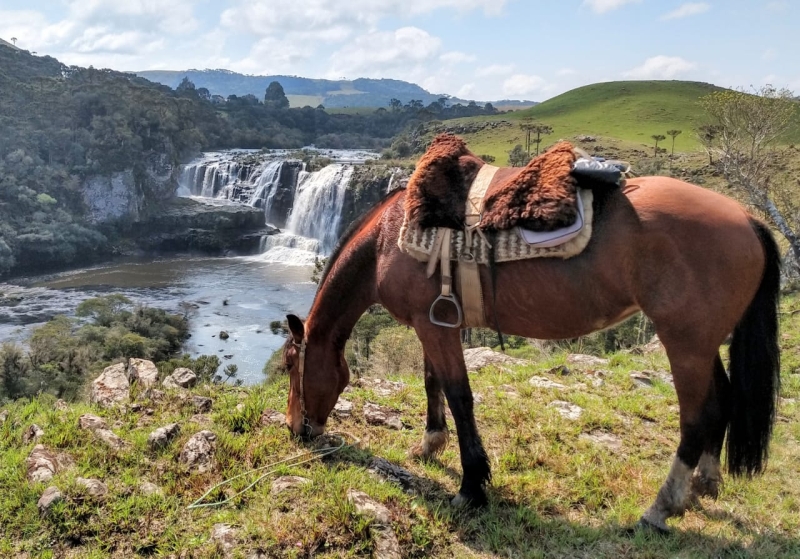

410,354,450,460
690,355,730,502
640,348,719,532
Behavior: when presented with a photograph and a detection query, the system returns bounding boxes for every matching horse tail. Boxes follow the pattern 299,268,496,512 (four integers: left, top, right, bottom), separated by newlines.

726,218,781,477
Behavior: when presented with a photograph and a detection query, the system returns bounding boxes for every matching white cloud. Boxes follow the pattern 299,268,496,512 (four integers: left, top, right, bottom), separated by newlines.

622,55,697,79
476,64,515,77
502,74,547,97
557,67,576,76
661,3,711,20
328,27,442,78
456,83,476,98
582,0,641,14
440,51,476,64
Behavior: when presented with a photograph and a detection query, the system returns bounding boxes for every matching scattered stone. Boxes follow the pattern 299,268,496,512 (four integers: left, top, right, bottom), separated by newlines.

76,477,108,498
78,414,108,431
545,365,571,376
54,399,69,411
347,489,391,524
528,376,567,390
373,527,402,559
473,391,484,404
91,363,130,408
210,523,237,556
259,409,286,427
549,400,583,420
333,398,353,417
359,378,406,397
192,395,213,413
93,428,126,450
363,403,403,430
630,372,653,387
189,414,213,427
368,457,416,493
246,552,268,559
580,432,623,452
147,389,166,402
219,331,230,340
139,481,162,496
180,431,217,473
37,486,62,514
148,423,181,450
575,134,597,142
22,424,44,444
270,476,311,496
566,354,609,367
26,445,68,482
498,384,519,399
235,403,245,413
637,335,664,355
463,347,525,373
0,409,8,423
127,358,159,389
163,367,197,389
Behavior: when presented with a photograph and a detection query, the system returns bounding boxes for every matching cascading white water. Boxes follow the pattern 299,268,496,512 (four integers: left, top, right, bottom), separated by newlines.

248,161,284,209
285,164,354,254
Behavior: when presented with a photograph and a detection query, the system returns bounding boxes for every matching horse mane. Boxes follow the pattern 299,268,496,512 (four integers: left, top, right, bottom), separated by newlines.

316,188,404,295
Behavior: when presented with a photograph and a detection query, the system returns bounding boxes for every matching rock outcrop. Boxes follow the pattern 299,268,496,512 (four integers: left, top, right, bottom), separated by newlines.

91,363,130,408
180,431,217,473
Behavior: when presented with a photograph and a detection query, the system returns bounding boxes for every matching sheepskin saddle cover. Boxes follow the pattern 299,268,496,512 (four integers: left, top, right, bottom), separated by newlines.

405,134,583,233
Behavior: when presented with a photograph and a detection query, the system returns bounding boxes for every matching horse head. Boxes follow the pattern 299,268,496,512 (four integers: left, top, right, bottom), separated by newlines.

283,314,349,438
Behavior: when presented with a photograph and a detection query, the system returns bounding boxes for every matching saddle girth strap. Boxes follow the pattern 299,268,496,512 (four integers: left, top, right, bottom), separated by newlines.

459,164,498,327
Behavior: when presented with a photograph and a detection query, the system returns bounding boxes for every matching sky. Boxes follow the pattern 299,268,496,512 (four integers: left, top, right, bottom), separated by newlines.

0,0,798,102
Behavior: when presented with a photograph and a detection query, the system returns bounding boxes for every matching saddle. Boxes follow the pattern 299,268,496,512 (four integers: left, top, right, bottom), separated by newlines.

399,133,626,328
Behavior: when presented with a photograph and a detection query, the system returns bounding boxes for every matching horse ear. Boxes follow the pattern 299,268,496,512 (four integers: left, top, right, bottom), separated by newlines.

286,314,305,343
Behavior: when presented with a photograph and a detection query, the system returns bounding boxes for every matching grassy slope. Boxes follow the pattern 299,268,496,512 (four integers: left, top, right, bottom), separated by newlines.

448,81,800,163
2,296,800,558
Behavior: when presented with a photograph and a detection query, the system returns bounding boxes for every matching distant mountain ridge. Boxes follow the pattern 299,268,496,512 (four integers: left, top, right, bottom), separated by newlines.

136,69,538,109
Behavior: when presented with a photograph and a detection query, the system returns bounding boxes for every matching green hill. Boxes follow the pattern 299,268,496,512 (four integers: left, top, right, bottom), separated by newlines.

456,81,740,160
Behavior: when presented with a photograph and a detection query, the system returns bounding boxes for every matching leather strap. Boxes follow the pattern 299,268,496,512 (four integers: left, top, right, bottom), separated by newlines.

459,164,498,327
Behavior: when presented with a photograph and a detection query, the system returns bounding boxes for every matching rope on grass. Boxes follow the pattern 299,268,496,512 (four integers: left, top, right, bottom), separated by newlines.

187,432,358,510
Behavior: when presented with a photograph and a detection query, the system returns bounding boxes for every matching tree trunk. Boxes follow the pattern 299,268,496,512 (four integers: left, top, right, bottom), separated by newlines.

764,197,800,272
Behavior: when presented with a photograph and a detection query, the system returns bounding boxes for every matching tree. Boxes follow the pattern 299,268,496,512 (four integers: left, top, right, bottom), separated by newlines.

176,76,196,92
531,123,553,155
507,144,530,167
700,85,800,269
651,134,666,157
696,124,721,165
264,81,289,109
10,37,17,46
666,129,682,157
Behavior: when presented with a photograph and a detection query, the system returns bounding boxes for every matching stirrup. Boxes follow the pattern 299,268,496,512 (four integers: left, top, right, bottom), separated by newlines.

429,294,463,328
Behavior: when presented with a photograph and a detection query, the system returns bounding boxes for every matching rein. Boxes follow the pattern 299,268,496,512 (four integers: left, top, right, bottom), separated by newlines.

292,338,312,437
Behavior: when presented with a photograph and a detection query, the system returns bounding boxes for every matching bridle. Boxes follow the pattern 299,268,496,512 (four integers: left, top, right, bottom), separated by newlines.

291,338,312,437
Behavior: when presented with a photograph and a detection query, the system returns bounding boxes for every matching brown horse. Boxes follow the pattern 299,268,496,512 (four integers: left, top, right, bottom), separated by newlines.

281,156,780,532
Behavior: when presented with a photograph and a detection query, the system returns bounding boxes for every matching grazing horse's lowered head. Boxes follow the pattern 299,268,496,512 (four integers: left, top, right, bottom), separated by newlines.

282,314,349,438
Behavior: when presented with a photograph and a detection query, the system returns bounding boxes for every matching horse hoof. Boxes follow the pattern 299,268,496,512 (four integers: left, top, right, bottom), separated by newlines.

635,517,670,535
451,491,488,509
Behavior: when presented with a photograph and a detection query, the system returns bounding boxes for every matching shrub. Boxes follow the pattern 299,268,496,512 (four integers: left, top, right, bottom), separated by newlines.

367,326,423,377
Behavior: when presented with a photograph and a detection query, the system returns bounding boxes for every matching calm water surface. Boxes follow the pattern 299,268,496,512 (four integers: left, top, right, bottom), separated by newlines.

0,254,317,384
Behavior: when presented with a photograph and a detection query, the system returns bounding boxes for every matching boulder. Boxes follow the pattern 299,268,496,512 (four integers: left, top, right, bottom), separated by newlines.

219,331,230,340
76,477,109,498
580,432,623,452
211,524,237,556
139,481,162,496
363,403,403,430
333,398,353,417
54,399,69,411
192,395,213,413
528,377,567,390
78,414,108,431
549,400,583,420
93,428,126,450
189,414,213,427
259,409,286,427
463,347,525,372
91,363,130,408
26,445,68,482
37,486,63,514
128,358,159,388
180,431,217,473
347,489,391,524
566,354,609,367
22,424,44,444
163,367,197,389
147,423,181,450
270,476,311,496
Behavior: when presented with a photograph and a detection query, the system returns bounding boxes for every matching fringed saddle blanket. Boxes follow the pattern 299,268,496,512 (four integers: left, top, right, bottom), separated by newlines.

398,188,594,264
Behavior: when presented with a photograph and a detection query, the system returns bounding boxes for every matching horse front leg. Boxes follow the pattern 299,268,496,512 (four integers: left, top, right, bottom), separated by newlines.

415,324,491,507
409,355,449,460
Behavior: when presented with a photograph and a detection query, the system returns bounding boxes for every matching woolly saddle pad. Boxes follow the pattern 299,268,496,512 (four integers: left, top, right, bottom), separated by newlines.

398,189,594,265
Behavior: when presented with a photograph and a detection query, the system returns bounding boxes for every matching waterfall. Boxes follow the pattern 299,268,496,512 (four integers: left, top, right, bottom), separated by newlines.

285,164,353,254
248,161,284,209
